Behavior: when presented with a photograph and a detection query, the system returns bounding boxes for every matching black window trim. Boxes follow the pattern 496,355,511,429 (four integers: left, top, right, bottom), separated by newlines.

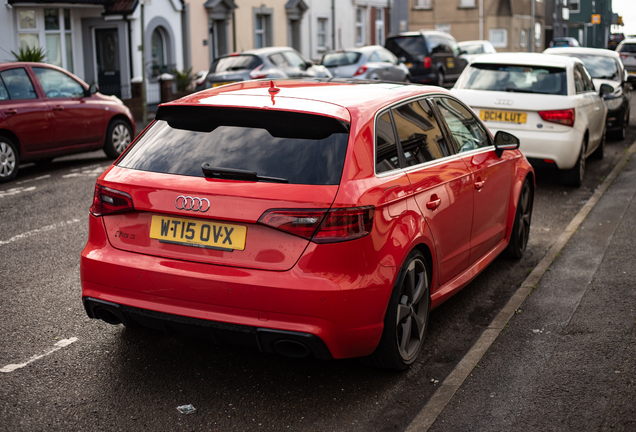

373,93,486,178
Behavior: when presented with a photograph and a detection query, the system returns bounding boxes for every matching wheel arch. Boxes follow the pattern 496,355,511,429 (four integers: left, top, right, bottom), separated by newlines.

0,129,22,157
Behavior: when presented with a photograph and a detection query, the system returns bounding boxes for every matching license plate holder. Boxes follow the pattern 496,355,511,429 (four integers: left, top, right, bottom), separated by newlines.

149,215,246,251
479,110,527,124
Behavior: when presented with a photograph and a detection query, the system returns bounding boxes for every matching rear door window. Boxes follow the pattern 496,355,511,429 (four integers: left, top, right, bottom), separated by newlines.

212,55,262,72
392,100,454,165
0,68,37,100
119,107,350,185
386,36,428,61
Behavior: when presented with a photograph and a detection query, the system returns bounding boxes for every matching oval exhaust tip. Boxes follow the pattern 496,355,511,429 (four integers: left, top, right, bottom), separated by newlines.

274,340,310,358
95,308,122,325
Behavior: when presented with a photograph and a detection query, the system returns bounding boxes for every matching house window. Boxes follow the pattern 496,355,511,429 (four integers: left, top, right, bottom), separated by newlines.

151,28,166,76
375,8,385,46
535,22,542,47
16,8,74,72
317,18,328,50
255,14,266,48
355,7,365,46
489,28,507,48
435,23,451,34
459,0,476,7
520,29,527,47
569,0,579,13
414,0,432,9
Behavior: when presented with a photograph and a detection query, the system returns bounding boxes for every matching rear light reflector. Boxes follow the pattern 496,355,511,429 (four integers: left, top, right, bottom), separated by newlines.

250,64,268,79
259,206,375,243
90,184,134,217
620,54,628,59
354,65,368,76
423,56,432,69
538,109,575,127
543,159,556,164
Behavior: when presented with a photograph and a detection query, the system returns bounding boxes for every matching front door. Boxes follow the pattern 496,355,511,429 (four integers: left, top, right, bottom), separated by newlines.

95,28,121,98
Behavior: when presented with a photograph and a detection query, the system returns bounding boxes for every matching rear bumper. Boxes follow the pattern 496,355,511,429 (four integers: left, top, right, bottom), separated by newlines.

487,127,584,170
80,214,396,359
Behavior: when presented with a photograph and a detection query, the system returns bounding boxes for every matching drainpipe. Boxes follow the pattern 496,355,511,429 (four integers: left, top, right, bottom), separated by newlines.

331,0,335,50
531,0,535,52
140,0,147,127
127,14,133,80
479,0,483,40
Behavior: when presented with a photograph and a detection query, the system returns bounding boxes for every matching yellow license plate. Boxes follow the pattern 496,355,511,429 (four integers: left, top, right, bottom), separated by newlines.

212,81,235,87
149,215,246,251
628,71,636,75
405,62,413,68
479,110,527,124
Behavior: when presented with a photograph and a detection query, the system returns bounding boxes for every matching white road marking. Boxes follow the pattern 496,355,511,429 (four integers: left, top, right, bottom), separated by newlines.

63,165,108,178
0,186,36,198
0,219,81,246
0,337,78,373
15,174,51,185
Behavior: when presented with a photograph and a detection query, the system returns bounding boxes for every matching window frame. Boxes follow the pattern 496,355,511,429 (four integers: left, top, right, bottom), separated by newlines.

431,96,492,155
317,17,328,51
489,28,508,48
413,0,432,9
355,7,366,47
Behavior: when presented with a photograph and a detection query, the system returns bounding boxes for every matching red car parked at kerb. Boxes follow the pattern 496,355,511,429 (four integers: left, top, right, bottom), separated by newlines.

81,79,534,370
0,62,135,182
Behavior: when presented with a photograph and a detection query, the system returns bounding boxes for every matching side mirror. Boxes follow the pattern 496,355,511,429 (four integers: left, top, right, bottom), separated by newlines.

494,130,520,157
303,60,314,70
599,83,614,96
398,56,407,63
89,83,99,94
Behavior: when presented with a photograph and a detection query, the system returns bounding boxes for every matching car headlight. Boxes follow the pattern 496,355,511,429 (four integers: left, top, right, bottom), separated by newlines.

604,96,623,111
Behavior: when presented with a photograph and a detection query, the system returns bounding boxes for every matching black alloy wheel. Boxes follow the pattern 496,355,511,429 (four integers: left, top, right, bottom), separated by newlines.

505,178,533,259
364,250,431,370
591,127,605,159
562,139,586,187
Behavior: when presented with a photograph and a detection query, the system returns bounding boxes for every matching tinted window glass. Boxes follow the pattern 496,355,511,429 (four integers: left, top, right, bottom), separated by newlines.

33,67,84,98
322,52,362,67
461,63,567,95
375,111,401,173
211,55,263,72
434,97,489,153
573,67,585,93
0,78,8,100
427,36,449,54
460,43,486,54
283,51,306,68
557,53,619,80
392,100,453,165
0,68,37,100
386,36,428,61
578,65,595,91
119,108,349,185
269,53,286,67
618,43,636,53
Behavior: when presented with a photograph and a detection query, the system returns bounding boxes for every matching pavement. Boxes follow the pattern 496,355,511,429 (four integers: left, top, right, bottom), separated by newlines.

407,141,636,432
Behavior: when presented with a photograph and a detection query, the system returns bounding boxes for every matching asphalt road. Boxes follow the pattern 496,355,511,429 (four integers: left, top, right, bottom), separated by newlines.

1,97,635,432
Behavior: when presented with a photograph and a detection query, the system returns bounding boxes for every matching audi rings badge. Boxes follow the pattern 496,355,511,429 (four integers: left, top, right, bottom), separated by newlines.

494,99,513,106
175,195,210,212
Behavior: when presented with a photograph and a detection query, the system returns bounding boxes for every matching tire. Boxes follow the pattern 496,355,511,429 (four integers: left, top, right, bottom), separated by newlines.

505,178,533,259
436,70,444,87
404,75,411,84
364,250,431,370
612,108,628,141
104,119,133,159
0,135,19,183
591,126,605,160
562,138,586,187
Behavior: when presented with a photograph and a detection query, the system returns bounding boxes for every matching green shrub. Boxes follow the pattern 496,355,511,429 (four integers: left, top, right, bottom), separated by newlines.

173,67,193,92
10,45,46,62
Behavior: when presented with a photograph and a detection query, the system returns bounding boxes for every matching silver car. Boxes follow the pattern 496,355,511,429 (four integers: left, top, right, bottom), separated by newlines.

195,47,331,91
320,46,410,81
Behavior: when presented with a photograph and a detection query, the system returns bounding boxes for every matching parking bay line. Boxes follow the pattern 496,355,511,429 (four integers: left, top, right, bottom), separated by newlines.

405,139,636,432
0,337,78,373
0,219,81,246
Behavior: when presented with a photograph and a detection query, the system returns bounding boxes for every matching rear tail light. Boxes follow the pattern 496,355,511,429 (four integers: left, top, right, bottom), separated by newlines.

250,64,268,79
259,206,374,243
90,184,134,217
423,56,432,69
620,54,628,60
538,108,575,127
354,65,368,76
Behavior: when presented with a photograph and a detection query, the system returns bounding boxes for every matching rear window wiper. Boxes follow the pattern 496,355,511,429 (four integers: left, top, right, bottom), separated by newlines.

201,163,288,183
506,87,535,93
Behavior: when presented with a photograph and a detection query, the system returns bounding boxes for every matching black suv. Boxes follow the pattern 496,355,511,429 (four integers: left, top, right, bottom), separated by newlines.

385,31,468,87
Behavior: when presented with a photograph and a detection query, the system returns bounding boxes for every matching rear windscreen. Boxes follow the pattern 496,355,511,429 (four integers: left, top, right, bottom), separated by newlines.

618,43,636,53
211,55,263,72
461,64,568,95
385,36,428,61
118,107,350,185
322,52,362,67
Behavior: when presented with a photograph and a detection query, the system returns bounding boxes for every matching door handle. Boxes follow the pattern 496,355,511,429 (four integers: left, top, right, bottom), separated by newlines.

3,109,17,115
53,105,64,111
474,180,485,190
426,198,441,210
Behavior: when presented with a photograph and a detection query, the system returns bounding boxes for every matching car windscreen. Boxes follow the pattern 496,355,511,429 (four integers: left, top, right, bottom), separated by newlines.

459,43,485,55
322,52,362,67
386,36,428,61
557,54,619,80
461,63,568,95
618,43,636,53
117,107,350,185
211,55,263,72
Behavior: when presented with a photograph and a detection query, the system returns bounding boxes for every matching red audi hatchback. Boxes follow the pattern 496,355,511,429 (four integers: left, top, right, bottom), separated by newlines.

81,79,534,369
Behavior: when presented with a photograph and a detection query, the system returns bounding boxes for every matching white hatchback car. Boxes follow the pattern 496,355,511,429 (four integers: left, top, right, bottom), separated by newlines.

451,53,609,186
